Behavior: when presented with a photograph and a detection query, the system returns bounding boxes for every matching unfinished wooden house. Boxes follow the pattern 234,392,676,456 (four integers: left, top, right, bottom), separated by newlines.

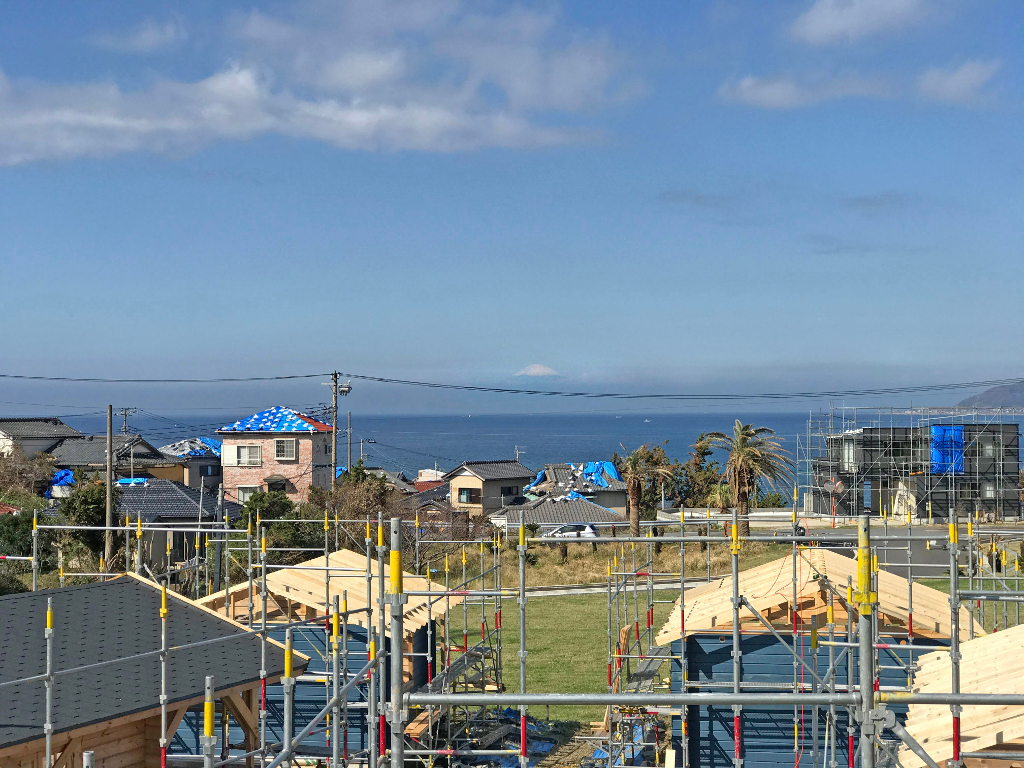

657,548,977,768
0,575,301,768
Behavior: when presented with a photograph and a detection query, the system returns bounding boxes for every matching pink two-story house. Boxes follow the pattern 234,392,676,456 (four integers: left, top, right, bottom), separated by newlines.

218,406,334,504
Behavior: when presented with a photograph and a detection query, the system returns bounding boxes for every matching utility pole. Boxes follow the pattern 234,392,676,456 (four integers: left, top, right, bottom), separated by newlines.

119,407,137,435
323,376,352,489
105,405,113,569
331,372,339,491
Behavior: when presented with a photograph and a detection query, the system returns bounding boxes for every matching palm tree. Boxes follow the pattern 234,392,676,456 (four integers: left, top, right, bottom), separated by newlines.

619,444,676,536
706,482,732,516
706,420,794,537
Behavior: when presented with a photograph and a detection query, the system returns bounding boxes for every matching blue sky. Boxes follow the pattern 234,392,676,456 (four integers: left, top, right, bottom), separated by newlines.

1,0,1021,414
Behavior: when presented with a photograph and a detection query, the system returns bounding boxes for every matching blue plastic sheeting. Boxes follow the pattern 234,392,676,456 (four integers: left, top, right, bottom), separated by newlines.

583,461,623,488
931,425,965,475
44,469,76,498
117,478,147,486
220,406,328,433
566,490,586,500
185,437,221,457
335,465,349,478
524,469,546,492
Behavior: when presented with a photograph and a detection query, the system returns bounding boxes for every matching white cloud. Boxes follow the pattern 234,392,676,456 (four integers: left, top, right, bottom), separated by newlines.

718,75,885,109
0,1,636,165
91,18,188,53
917,60,1000,104
515,364,559,377
791,0,928,45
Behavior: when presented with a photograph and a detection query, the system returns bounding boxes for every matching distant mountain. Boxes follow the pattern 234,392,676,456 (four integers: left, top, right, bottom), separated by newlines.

958,382,1024,408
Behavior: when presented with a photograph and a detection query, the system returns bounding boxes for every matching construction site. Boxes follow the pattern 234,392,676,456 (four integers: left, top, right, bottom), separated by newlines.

5,492,1024,768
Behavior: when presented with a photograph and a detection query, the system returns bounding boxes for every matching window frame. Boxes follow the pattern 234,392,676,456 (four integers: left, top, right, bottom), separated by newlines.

237,485,260,503
275,438,298,461
238,445,262,466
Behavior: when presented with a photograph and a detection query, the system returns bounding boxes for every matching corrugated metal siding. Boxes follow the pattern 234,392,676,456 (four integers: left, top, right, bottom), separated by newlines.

670,633,946,767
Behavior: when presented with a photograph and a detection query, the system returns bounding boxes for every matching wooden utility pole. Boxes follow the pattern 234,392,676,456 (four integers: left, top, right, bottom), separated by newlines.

105,405,113,569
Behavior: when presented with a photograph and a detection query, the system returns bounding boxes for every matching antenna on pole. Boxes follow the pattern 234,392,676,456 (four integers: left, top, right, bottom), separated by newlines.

514,446,526,462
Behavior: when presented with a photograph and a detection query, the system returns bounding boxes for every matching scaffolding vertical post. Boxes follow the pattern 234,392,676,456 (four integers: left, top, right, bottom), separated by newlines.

247,519,254,626
949,516,963,767
160,584,169,768
857,515,875,768
332,594,341,768
730,507,742,768
389,517,406,768
136,514,143,575
518,520,528,768
283,628,294,767
44,596,53,768
846,575,854,768
342,591,350,766
31,512,38,591
202,675,216,768
377,521,387,761
260,531,268,766
366,521,377,768
680,508,688,768
83,751,94,768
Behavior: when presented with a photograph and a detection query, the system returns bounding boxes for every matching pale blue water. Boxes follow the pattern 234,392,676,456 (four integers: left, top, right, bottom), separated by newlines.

59,411,810,476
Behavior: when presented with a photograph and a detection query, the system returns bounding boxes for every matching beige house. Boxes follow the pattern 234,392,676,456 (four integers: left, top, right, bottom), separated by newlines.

218,406,334,504
443,460,534,518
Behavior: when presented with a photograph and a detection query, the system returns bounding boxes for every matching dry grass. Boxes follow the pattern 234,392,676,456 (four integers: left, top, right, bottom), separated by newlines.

419,538,791,588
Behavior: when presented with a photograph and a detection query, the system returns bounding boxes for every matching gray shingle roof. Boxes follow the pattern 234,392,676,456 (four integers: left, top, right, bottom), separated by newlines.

541,463,627,493
493,496,627,526
444,460,533,482
404,483,451,510
49,435,184,469
119,479,244,522
0,418,82,440
0,577,303,751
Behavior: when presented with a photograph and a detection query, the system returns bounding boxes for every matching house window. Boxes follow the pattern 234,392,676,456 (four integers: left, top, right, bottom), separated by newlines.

267,481,286,493
841,441,857,473
238,446,262,466
500,486,519,497
200,464,221,477
275,439,297,461
983,442,996,458
983,482,995,499
458,488,482,504
237,486,260,503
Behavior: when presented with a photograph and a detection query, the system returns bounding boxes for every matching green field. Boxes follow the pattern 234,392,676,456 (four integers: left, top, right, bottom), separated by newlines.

917,576,1024,633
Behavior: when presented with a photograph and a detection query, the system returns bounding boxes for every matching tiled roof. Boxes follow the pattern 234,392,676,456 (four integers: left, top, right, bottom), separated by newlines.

0,577,303,751
493,496,627,526
218,406,332,434
444,460,533,482
49,436,183,468
0,418,82,440
119,479,244,522
541,462,627,493
159,437,222,458
405,482,451,509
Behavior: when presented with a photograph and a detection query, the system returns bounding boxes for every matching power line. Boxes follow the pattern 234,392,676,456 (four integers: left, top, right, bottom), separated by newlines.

0,368,1019,401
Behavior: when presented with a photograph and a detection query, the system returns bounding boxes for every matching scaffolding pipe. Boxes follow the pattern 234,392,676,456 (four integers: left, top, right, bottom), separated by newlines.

389,517,406,768
407,693,860,706
44,597,53,768
518,520,528,768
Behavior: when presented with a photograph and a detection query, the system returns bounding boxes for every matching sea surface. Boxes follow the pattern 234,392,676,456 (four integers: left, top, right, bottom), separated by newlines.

59,411,812,476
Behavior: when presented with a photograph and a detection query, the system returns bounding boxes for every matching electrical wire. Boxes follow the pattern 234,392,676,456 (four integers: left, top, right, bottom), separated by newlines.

1,368,1020,402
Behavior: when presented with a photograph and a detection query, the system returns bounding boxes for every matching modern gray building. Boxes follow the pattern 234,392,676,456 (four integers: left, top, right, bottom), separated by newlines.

809,422,1021,520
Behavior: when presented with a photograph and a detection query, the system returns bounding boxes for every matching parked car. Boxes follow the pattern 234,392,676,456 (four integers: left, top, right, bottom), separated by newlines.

541,523,599,539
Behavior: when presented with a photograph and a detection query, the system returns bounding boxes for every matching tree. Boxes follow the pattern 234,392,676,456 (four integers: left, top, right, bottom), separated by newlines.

0,448,56,512
706,420,793,537
681,433,722,507
618,444,676,536
60,474,119,555
706,482,732,515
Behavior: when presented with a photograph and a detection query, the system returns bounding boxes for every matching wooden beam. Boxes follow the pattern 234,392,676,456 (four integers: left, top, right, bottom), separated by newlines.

51,737,82,768
221,693,259,738
165,707,189,745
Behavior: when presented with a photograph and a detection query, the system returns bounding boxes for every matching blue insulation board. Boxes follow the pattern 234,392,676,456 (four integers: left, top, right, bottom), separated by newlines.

172,625,375,756
670,633,945,768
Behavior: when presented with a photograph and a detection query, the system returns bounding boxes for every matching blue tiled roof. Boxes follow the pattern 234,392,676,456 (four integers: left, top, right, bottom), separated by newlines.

218,406,332,434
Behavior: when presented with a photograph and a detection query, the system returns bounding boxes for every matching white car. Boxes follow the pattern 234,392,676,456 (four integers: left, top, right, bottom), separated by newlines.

541,523,599,539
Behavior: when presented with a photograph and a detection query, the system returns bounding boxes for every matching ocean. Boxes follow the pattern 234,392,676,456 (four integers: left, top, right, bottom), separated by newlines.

57,411,811,476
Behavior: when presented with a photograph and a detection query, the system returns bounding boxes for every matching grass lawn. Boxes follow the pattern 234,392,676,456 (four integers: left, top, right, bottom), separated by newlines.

917,576,1024,633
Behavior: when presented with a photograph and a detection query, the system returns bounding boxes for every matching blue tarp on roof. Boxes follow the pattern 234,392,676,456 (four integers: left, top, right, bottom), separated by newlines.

583,460,622,487
220,406,329,433
524,469,546,492
44,469,75,498
335,465,349,478
931,425,965,475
